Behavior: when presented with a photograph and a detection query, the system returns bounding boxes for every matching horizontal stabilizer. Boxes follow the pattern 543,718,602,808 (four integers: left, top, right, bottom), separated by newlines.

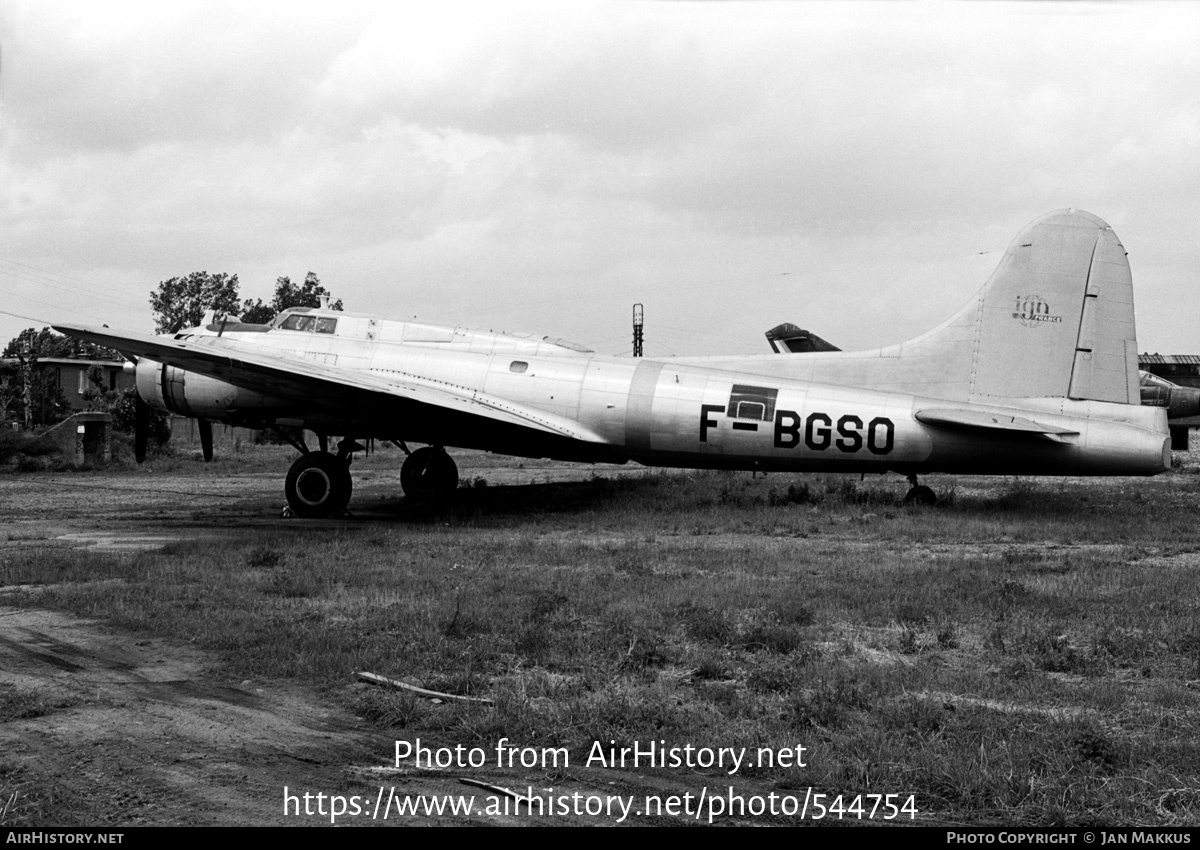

915,408,1079,442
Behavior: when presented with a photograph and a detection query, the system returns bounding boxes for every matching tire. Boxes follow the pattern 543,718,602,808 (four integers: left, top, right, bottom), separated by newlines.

285,452,352,518
400,447,459,501
903,484,936,506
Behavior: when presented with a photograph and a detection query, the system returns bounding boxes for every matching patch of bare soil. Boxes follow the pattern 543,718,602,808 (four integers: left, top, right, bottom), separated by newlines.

0,607,387,825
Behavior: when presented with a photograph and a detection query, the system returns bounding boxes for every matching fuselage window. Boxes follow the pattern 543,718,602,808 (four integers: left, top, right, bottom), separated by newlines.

314,317,337,334
510,361,529,373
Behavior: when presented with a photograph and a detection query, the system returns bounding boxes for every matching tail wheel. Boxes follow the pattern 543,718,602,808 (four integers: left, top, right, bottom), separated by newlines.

904,484,936,506
400,447,458,501
285,451,352,518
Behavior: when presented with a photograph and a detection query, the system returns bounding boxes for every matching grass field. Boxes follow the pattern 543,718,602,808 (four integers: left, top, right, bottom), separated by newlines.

3,444,1200,826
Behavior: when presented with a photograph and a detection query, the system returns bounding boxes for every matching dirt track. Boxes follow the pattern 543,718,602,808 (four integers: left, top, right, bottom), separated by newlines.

0,607,386,826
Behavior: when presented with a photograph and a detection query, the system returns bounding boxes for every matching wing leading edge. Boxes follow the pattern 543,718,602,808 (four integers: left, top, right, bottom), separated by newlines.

52,323,608,445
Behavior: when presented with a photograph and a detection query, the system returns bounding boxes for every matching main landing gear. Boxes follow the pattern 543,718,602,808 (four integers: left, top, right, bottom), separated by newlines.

903,474,937,506
400,446,459,502
280,437,461,518
283,436,362,519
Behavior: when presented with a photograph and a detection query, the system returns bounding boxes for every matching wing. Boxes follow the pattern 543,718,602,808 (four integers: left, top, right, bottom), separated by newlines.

53,324,608,444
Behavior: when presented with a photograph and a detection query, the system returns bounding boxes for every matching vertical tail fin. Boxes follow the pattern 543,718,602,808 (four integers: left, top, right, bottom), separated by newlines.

965,208,1137,402
692,210,1141,405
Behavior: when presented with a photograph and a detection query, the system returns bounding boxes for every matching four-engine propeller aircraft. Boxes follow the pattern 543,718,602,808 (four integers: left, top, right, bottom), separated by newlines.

55,209,1169,517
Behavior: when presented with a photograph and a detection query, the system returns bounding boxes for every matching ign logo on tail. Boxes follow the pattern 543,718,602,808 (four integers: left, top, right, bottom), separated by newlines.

1012,294,1063,328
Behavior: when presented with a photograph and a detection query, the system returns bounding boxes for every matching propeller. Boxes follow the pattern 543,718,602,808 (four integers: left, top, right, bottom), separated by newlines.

199,418,214,462
134,393,149,463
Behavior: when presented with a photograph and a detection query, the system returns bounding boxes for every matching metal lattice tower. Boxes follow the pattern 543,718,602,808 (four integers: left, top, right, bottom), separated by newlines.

632,303,644,357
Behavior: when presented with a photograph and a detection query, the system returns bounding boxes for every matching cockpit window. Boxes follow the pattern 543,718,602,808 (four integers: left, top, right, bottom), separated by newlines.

279,313,337,334
281,314,316,332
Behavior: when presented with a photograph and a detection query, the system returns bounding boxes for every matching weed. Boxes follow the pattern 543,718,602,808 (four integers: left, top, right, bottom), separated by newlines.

736,611,810,656
1020,625,1097,675
786,668,874,730
353,688,430,730
746,663,800,693
616,633,673,673
691,657,732,681
0,685,71,721
985,624,1007,652
768,482,819,506
675,602,733,645
989,477,1039,510
0,431,62,468
246,545,282,569
1070,725,1123,773
936,623,959,650
895,602,930,627
259,571,316,598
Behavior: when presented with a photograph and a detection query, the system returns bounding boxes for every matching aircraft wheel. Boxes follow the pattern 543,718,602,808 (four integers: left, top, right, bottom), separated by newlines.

401,447,459,501
285,451,352,518
904,484,937,506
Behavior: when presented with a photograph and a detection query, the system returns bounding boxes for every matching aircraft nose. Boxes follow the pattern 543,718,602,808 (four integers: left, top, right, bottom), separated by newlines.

1169,386,1200,420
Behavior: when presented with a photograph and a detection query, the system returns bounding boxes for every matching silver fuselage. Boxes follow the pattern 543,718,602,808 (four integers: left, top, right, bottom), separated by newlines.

137,310,1169,477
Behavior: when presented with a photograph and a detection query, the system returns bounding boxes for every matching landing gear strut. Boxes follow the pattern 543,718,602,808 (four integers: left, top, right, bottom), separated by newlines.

401,446,458,502
903,474,936,506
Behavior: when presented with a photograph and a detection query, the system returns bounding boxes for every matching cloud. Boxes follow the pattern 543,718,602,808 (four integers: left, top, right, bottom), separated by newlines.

1,1,1198,353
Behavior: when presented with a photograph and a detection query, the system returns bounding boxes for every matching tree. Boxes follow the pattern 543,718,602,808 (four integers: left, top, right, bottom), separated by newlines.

2,327,120,361
149,271,242,334
1,328,79,427
241,272,342,325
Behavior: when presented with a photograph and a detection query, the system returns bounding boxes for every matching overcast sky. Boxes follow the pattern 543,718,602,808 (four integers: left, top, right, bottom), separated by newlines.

1,1,1198,357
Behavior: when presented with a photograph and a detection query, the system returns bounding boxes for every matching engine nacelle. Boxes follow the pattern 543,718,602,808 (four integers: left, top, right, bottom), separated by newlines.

135,357,281,421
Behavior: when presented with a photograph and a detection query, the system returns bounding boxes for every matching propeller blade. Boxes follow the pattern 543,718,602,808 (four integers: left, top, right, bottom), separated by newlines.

134,394,149,463
199,418,214,462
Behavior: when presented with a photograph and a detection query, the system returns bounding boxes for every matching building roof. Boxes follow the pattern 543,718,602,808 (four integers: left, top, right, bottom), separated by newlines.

0,357,125,368
1139,355,1200,366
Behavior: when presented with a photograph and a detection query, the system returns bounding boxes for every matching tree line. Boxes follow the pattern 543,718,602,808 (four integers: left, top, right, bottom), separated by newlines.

150,270,342,333
3,271,342,429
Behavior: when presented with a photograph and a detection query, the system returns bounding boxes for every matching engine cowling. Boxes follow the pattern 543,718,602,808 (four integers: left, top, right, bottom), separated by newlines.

135,357,277,421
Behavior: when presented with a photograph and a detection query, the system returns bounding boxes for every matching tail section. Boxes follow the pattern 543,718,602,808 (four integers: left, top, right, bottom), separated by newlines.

962,209,1137,403
685,210,1141,404
698,209,1140,404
